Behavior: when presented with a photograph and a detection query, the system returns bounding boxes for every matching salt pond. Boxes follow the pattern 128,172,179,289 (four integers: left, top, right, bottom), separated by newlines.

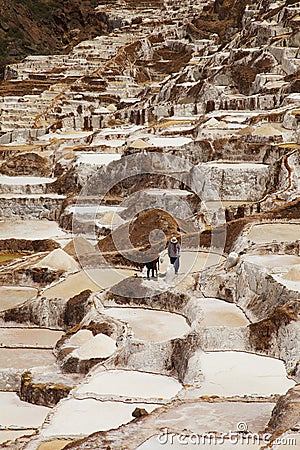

155,401,274,434
0,348,56,369
43,268,137,299
243,254,300,268
0,286,37,312
0,220,68,241
0,392,50,429
76,369,182,399
0,327,63,347
104,307,190,342
193,351,295,396
198,298,249,327
42,399,158,438
247,223,300,244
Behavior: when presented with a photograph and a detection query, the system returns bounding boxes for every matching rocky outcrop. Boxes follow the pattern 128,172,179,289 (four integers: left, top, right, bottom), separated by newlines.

266,385,300,436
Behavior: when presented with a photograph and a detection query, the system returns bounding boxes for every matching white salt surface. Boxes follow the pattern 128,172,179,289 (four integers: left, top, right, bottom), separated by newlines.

0,392,50,429
0,220,68,240
0,176,56,185
43,268,136,299
137,436,261,449
199,298,249,327
243,254,300,268
42,399,158,437
248,223,300,244
74,333,117,360
148,137,193,147
76,369,182,399
155,401,274,434
75,153,121,166
104,308,190,342
34,249,79,272
195,351,295,396
0,286,37,312
0,348,56,369
66,330,94,347
0,328,63,347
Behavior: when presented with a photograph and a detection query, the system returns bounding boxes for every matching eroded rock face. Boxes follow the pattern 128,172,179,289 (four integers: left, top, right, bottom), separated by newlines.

266,385,300,436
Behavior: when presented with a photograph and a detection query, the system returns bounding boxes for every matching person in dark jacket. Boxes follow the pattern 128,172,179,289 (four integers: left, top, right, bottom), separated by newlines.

145,252,159,279
168,236,181,274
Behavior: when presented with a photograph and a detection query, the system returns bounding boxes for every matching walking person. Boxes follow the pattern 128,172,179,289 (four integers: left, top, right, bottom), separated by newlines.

168,236,181,274
145,251,159,279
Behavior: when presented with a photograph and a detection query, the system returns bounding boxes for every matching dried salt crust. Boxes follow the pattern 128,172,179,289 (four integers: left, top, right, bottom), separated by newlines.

190,351,295,396
0,392,50,429
75,153,121,166
42,399,158,438
104,307,190,342
76,369,182,399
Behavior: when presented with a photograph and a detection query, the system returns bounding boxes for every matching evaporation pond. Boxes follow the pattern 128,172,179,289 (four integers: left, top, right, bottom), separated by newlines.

248,223,300,244
191,351,295,396
42,399,158,438
0,327,63,347
76,369,182,399
104,307,190,341
43,268,137,299
0,348,56,369
199,298,249,327
0,392,50,428
0,286,37,311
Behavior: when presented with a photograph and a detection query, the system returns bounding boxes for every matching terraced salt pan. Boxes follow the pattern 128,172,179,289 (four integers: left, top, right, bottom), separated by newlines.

0,392,50,429
104,307,190,342
43,268,137,299
0,286,37,312
0,220,68,241
155,401,274,434
199,298,249,327
67,205,125,215
42,399,158,438
0,328,64,347
148,137,193,147
137,436,261,449
0,430,35,445
0,348,56,369
75,153,121,166
76,370,182,399
193,351,295,396
0,176,56,185
243,254,300,268
247,223,300,244
160,251,224,274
